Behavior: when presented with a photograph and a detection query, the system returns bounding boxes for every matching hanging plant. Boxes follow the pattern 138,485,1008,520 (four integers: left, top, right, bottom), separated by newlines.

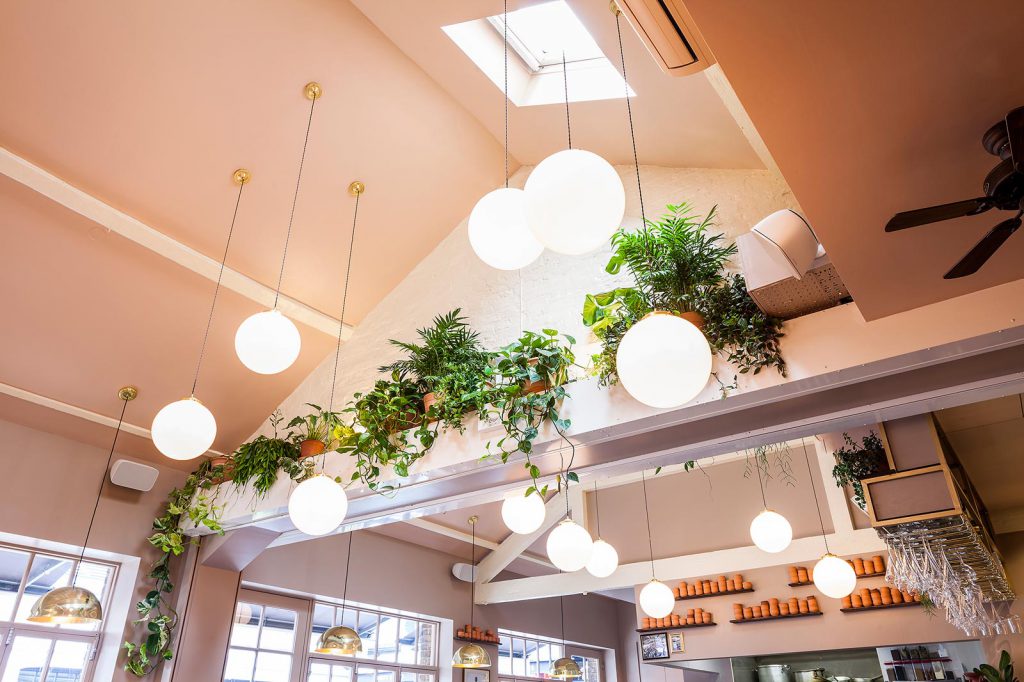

831,432,889,510
230,412,301,498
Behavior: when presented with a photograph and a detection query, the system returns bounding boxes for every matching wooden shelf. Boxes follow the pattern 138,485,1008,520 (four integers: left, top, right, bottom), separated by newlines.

635,622,717,633
884,659,951,665
788,571,885,587
455,636,499,645
677,586,754,600
730,611,823,624
841,601,922,613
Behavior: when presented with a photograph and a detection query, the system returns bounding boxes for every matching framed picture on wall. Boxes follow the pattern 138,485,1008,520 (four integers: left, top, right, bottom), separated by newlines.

640,632,670,660
465,669,489,682
669,632,684,654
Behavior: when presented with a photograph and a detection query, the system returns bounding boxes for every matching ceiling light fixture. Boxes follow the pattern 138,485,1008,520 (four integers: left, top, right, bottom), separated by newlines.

802,439,856,598
749,452,792,553
469,0,544,271
610,10,711,409
152,169,250,460
524,51,624,255
316,531,363,655
288,181,364,537
453,516,491,669
551,573,582,680
30,386,137,623
585,481,619,578
235,82,323,375
501,487,546,535
637,469,674,619
546,475,593,572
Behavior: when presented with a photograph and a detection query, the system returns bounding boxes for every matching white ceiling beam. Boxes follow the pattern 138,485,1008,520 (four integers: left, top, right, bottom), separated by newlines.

404,518,554,570
474,490,574,584
475,527,885,604
0,147,348,338
812,436,856,534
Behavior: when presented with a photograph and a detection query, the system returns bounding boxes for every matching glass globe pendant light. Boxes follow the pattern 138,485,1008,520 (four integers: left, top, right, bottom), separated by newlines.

236,82,326,375
585,482,619,578
453,516,491,669
469,0,543,270
636,470,675,618
546,519,593,573
288,181,365,537
501,488,546,535
31,386,137,624
801,439,857,598
152,168,250,460
316,532,363,655
749,454,792,553
616,312,712,409
524,52,624,256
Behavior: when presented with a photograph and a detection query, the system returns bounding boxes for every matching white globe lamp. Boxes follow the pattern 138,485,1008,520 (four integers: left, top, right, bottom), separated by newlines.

813,553,857,598
616,312,712,408
501,490,546,535
639,579,675,619
469,188,544,270
585,539,619,578
524,149,625,255
288,475,348,536
546,519,593,572
749,509,793,553
151,397,217,460
235,309,301,375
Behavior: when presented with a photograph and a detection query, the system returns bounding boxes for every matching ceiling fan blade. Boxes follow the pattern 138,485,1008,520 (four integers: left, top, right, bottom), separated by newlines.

885,198,989,232
1007,106,1024,172
943,216,1022,279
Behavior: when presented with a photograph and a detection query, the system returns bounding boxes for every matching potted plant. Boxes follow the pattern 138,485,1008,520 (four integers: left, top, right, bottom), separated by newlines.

288,403,345,459
973,651,1017,682
230,412,301,498
831,432,890,511
207,453,235,484
491,329,576,395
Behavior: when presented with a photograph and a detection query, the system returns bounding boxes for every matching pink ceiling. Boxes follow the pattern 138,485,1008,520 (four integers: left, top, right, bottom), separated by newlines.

680,0,1024,319
351,0,764,169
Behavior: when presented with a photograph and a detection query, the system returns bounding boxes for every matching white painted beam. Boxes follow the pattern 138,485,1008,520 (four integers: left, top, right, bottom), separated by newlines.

474,491,569,584
404,518,554,570
475,528,885,604
0,147,348,338
812,437,855,534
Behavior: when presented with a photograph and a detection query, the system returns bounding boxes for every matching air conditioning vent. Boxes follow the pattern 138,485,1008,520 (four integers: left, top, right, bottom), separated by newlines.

615,0,715,77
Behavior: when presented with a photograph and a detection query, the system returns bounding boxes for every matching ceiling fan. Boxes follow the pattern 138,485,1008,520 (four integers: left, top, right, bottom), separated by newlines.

885,106,1024,279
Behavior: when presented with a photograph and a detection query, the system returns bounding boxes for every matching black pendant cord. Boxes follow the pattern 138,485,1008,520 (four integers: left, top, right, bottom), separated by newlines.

615,11,646,224
562,51,572,150
593,481,602,538
340,531,355,626
801,438,830,554
274,95,317,309
754,450,768,509
191,180,246,397
75,395,129,580
469,521,476,630
559,590,566,646
503,0,510,188
640,470,656,578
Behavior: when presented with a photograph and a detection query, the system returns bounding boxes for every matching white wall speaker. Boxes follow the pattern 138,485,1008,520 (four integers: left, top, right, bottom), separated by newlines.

110,459,159,492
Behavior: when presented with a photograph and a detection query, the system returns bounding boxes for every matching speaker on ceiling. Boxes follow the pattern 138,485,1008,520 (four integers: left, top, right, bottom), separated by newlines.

109,459,159,492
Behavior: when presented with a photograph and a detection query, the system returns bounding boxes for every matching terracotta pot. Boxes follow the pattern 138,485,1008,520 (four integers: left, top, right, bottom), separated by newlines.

871,555,886,573
300,439,326,459
521,357,553,395
680,311,705,330
208,455,235,484
779,603,790,615
423,392,438,415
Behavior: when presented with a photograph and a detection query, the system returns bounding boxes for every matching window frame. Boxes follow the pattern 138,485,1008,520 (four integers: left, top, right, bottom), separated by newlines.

308,602,439,671
225,588,312,682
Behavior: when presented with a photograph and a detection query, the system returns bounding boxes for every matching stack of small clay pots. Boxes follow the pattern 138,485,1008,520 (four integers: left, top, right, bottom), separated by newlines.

457,625,499,643
674,574,752,598
841,586,920,610
732,596,819,621
786,566,813,584
640,608,714,630
849,555,886,576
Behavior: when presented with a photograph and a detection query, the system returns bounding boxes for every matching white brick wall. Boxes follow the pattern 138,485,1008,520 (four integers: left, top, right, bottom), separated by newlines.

264,164,798,434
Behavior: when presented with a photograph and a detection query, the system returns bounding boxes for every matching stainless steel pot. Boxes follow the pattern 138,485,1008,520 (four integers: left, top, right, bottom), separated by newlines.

758,665,793,682
851,676,882,682
793,669,827,682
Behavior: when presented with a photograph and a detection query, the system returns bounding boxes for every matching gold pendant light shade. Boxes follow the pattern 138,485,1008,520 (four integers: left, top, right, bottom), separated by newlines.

452,643,491,669
27,585,102,624
551,657,583,680
316,625,363,655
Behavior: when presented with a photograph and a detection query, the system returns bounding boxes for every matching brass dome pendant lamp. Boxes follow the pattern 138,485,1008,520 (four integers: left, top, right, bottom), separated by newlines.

452,516,491,669
551,590,581,680
316,531,363,655
30,386,137,624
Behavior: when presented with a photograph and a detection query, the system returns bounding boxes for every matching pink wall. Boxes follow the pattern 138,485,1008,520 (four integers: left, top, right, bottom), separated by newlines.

985,532,1024,666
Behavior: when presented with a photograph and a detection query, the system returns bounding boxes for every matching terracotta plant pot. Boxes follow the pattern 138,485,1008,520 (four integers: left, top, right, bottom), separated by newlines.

521,358,552,395
422,392,438,415
300,439,326,459
208,455,235,484
680,311,706,330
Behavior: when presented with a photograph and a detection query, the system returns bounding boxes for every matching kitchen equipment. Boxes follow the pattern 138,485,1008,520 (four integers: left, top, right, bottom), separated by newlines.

851,677,882,682
757,664,793,682
794,668,827,682
832,676,852,682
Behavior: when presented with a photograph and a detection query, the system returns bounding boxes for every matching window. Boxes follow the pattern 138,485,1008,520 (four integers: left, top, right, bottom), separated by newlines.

571,655,600,682
225,595,305,682
309,604,437,669
0,545,116,682
497,632,563,680
486,2,603,72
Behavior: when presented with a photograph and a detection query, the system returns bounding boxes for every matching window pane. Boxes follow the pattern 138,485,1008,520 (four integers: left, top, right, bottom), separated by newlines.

416,621,436,666
260,607,296,652
45,639,91,682
512,638,525,676
224,648,256,682
355,666,376,682
230,603,263,649
396,619,416,664
332,666,354,682
254,651,292,682
526,639,539,677
498,635,511,675
309,662,332,682
311,605,335,652
538,641,551,676
1,635,53,682
17,556,73,623
376,670,395,682
376,614,398,662
356,612,378,660
415,674,434,682
0,548,30,621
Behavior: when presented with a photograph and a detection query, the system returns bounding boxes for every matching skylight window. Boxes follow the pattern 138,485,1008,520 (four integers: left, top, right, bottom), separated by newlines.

443,0,634,108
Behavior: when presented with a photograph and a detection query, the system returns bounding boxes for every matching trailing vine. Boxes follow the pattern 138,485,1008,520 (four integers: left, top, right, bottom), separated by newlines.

831,431,889,509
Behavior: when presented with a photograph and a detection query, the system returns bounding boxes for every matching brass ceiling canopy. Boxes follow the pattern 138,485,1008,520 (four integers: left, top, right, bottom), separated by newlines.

233,168,252,185
348,181,365,196
551,657,583,680
316,625,363,655
305,81,323,100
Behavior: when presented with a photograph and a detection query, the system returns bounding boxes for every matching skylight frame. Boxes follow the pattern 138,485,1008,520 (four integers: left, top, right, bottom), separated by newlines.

485,1,608,73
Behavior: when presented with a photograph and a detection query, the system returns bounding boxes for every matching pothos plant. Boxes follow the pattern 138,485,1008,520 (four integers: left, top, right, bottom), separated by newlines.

230,411,302,498
831,431,889,510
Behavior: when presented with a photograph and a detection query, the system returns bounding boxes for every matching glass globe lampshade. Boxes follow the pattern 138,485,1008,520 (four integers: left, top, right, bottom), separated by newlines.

585,539,619,578
749,509,793,553
616,312,712,409
316,625,363,655
551,657,583,680
813,553,858,598
638,579,675,619
501,489,546,535
27,586,102,624
288,475,348,536
524,149,625,256
235,309,301,375
546,519,593,572
469,187,544,270
452,643,491,669
151,397,217,460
